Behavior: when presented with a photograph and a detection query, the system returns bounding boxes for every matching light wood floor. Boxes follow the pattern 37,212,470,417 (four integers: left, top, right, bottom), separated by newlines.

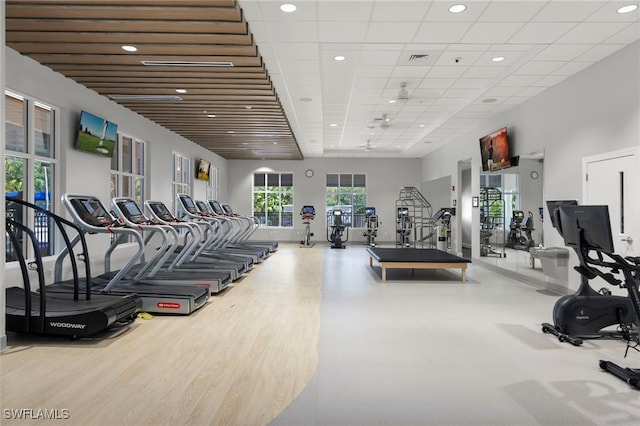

1,244,321,426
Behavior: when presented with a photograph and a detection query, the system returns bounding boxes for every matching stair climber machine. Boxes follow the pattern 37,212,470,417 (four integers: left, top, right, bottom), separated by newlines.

110,197,232,293
541,205,640,389
300,205,316,247
144,199,250,279
5,197,141,338
362,207,379,247
327,209,349,249
51,194,210,315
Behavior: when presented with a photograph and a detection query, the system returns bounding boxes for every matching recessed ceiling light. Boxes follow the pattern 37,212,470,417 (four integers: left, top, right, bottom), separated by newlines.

419,124,426,127
329,123,338,127
121,45,137,52
388,99,397,104
176,89,187,94
334,55,346,61
280,3,297,13
207,114,216,118
242,142,248,145
492,56,505,62
245,105,252,109
273,142,278,145
227,131,235,134
448,4,467,14
617,4,638,14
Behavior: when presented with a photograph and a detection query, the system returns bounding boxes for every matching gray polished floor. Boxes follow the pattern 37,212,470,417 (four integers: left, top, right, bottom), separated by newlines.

273,244,640,426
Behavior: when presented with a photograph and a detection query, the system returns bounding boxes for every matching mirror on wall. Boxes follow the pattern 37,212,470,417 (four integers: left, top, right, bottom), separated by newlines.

478,152,547,281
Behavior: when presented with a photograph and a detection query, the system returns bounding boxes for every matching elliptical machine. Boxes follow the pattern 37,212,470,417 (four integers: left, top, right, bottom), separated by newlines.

506,210,535,250
542,205,639,349
300,205,315,248
362,207,379,247
327,209,348,249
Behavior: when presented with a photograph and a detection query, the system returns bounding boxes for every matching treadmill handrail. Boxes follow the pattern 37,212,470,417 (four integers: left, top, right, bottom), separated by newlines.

61,194,146,292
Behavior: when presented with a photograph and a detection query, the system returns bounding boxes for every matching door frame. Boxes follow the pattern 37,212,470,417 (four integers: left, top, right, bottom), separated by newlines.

582,146,640,203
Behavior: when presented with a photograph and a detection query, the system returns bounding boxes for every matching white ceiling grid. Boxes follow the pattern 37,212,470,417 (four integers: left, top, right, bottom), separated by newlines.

239,0,640,158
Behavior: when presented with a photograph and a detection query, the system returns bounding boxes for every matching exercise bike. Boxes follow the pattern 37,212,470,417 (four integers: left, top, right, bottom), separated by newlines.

299,205,315,248
541,205,639,386
362,207,379,247
327,209,348,249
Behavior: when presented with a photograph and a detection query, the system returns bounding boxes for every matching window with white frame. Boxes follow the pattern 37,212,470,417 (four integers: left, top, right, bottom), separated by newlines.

326,173,366,228
110,134,146,205
5,91,58,261
206,164,219,202
172,152,192,212
252,172,293,227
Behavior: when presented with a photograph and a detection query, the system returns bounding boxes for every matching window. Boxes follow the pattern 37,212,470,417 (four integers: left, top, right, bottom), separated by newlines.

326,173,366,227
172,152,192,212
252,172,293,227
206,165,219,202
5,91,57,261
110,135,145,205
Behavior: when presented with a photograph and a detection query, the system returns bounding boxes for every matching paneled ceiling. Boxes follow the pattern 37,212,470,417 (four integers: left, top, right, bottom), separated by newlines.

5,1,640,160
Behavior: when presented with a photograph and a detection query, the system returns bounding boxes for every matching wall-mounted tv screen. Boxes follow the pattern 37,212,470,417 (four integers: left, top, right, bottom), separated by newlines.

75,111,117,158
479,127,511,172
196,159,211,181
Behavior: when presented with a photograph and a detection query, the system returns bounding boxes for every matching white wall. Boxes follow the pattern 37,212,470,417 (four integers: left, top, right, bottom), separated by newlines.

4,47,228,286
422,41,640,291
226,158,421,244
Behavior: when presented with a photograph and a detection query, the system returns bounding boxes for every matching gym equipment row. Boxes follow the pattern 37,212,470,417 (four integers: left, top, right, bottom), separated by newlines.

4,194,278,338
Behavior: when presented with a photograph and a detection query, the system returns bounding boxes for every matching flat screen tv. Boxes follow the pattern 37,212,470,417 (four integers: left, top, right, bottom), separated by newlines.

479,127,511,172
196,159,210,181
75,110,117,158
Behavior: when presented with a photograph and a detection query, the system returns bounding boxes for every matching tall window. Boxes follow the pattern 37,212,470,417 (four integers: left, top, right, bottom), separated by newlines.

326,173,366,227
5,91,57,260
172,152,191,212
110,134,145,205
206,165,218,201
252,172,293,227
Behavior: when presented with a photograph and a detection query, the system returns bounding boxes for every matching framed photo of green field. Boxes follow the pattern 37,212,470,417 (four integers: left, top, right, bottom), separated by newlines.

75,110,118,158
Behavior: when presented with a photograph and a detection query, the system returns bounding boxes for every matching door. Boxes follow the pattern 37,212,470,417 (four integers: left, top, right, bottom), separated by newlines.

584,151,638,256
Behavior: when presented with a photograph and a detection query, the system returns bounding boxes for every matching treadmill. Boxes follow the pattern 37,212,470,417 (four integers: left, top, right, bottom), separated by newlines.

218,202,278,253
144,200,252,278
176,194,267,263
5,197,141,337
48,194,210,315
110,197,232,292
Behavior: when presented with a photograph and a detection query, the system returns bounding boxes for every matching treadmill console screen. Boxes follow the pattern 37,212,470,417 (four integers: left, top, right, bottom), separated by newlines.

209,201,224,215
365,207,376,217
180,196,199,214
72,198,113,227
222,204,233,215
149,203,175,221
117,200,145,224
195,201,209,213
397,208,409,218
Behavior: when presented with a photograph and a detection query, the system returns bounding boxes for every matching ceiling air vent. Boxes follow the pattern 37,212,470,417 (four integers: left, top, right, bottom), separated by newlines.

409,54,429,62
109,95,183,101
141,60,234,67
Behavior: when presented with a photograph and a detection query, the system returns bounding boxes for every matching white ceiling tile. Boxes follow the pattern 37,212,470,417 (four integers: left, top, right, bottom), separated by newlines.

478,1,546,22
391,66,433,79
414,22,473,44
366,22,421,43
423,1,491,22
586,1,640,22
483,86,526,97
461,22,525,44
418,78,456,89
532,1,606,22
556,23,631,44
606,23,640,44
359,49,404,65
532,44,594,61
371,1,431,21
355,65,396,78
575,44,628,61
266,21,319,42
553,61,594,75
498,74,542,86
533,75,569,87
316,1,374,21
462,66,506,79
272,43,320,60
508,22,577,44
435,50,484,66
517,86,548,97
513,61,565,75
451,78,493,89
318,21,369,43
250,0,318,21
427,65,467,79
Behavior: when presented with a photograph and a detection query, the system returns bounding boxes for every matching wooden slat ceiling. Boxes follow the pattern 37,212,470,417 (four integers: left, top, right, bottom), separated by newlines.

5,0,303,160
